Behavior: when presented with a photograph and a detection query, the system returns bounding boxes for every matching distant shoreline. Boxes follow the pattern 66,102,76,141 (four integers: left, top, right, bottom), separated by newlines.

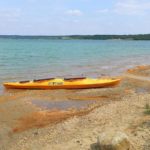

1,34,150,40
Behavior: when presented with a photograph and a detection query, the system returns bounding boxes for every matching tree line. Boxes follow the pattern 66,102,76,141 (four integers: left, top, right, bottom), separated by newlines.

1,34,150,40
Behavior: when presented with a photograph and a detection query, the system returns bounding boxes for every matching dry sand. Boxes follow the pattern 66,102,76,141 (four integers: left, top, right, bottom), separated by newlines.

0,65,150,150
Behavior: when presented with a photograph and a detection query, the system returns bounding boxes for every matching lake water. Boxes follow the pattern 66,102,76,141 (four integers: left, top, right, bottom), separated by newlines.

0,38,150,92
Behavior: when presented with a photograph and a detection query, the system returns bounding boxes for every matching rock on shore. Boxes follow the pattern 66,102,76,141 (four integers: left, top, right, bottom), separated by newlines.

97,131,132,150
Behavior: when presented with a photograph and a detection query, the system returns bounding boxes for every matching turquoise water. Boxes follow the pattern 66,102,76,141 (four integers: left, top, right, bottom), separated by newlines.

0,38,150,91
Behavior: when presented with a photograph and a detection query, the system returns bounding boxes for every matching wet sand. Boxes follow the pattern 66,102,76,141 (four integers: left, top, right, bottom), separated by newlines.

0,66,150,150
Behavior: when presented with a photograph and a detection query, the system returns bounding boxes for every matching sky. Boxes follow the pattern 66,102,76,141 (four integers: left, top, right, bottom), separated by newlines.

0,0,150,35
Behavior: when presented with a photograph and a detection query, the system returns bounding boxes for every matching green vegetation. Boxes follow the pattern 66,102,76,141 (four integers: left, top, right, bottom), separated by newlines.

144,103,150,115
1,34,150,40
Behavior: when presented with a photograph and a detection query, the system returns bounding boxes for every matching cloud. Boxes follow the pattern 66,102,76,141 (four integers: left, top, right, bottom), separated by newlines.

27,0,37,3
66,9,83,16
0,9,21,21
97,9,109,13
73,19,79,23
114,0,150,15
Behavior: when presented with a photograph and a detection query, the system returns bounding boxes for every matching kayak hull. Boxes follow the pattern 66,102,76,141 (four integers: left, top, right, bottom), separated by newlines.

3,78,121,90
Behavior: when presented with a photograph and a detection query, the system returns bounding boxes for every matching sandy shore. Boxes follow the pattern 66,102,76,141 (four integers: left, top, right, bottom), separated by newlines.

0,66,150,150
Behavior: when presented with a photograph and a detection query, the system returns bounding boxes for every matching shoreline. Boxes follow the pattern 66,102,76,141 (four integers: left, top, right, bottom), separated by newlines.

1,62,150,95
0,65,150,149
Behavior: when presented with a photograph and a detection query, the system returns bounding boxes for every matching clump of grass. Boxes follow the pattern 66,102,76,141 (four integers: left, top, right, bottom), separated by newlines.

144,103,150,115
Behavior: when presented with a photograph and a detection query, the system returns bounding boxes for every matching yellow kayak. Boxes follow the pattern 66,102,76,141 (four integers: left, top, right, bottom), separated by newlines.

3,77,121,90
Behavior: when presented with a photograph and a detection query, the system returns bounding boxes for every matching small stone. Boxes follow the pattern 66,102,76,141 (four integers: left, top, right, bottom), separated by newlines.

133,133,137,136
75,140,81,143
34,131,39,136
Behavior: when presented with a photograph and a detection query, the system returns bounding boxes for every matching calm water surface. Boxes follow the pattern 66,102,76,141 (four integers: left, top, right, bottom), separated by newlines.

0,38,150,93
